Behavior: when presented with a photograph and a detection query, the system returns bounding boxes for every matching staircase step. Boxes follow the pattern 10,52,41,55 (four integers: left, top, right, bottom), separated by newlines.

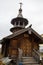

21,56,40,65
32,64,40,65
22,60,36,62
22,58,35,61
23,64,40,65
22,57,36,62
21,61,38,64
22,56,35,59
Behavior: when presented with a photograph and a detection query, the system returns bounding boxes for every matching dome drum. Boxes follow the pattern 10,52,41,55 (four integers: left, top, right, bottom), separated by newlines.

10,27,24,32
11,17,28,26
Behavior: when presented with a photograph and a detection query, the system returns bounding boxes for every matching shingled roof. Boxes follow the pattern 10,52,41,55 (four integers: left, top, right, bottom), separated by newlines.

3,27,43,42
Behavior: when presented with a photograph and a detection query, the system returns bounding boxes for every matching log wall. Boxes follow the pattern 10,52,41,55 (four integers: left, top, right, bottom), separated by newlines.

8,33,39,57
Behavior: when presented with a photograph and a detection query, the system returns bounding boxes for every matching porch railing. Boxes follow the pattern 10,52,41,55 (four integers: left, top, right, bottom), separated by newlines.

32,49,41,63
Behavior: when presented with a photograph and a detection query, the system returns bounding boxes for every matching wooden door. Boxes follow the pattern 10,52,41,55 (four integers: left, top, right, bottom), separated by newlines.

20,38,32,56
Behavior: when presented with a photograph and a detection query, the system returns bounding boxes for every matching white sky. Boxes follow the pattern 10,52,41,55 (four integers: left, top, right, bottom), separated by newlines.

0,0,43,39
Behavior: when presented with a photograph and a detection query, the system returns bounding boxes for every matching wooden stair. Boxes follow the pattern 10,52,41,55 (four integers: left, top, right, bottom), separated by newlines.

20,56,40,65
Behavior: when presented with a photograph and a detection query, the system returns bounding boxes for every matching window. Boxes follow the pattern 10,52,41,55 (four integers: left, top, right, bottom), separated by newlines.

20,22,23,25
39,44,43,52
0,44,2,48
0,44,2,53
16,22,18,25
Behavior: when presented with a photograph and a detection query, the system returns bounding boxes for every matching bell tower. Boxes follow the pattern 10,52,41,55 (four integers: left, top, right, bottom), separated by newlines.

10,3,28,33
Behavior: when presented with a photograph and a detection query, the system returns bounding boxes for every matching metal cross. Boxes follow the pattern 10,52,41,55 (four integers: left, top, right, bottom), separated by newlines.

20,3,23,9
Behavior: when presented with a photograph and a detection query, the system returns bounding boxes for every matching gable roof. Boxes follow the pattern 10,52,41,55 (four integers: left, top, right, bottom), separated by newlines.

4,27,43,41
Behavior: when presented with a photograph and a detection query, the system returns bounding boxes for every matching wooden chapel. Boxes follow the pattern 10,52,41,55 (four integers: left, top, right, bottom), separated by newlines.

0,3,43,65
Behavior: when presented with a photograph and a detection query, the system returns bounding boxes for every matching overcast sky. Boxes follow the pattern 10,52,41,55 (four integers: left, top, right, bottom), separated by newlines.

0,0,43,39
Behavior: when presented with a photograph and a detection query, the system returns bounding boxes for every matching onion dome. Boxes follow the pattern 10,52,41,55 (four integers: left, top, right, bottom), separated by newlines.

10,3,28,33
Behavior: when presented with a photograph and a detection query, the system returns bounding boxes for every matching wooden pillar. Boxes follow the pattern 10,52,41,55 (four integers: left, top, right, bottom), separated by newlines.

1,39,5,54
4,39,10,57
2,38,10,57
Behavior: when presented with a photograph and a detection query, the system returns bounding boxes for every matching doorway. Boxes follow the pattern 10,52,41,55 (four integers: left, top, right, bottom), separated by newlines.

20,38,32,56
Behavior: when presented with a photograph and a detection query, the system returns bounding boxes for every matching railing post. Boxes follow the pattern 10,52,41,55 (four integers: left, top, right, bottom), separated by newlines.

41,58,43,65
32,49,41,63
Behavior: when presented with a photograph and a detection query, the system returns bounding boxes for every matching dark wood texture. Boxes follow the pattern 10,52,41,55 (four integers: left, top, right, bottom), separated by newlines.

8,33,39,57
